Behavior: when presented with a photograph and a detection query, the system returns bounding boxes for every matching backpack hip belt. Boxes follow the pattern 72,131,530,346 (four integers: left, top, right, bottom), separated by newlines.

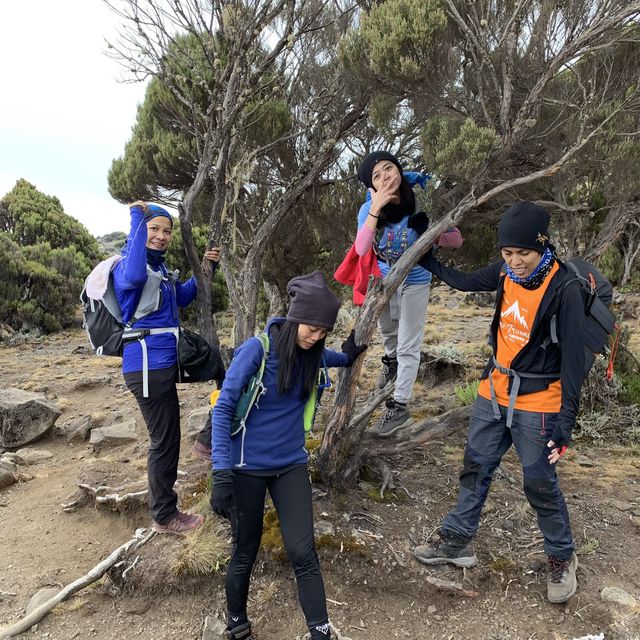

122,326,179,398
489,355,559,428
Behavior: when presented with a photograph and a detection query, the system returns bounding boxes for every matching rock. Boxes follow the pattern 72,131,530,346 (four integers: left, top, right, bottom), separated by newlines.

464,291,495,308
25,587,60,615
63,415,93,443
0,388,60,448
575,455,596,467
427,605,437,614
609,500,634,512
0,452,21,465
600,586,639,608
14,448,54,465
0,456,18,473
90,419,139,447
201,615,227,639
0,468,17,490
186,407,210,438
315,520,335,537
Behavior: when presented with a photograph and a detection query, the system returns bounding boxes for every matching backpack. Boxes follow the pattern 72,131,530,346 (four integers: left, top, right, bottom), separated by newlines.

548,259,619,378
230,331,330,437
80,256,172,357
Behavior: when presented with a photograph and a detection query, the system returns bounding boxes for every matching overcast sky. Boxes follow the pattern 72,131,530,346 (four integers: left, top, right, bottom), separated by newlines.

0,0,148,236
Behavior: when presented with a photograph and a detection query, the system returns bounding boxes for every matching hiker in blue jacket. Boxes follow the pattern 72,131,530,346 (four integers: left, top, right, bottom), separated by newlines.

210,271,366,640
113,200,220,535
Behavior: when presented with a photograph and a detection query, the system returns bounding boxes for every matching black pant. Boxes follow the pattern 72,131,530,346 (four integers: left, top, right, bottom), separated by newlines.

226,465,329,633
124,365,181,524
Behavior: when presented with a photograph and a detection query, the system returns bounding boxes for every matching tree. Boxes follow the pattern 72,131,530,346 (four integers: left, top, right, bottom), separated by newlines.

0,179,101,266
106,0,369,345
317,0,640,487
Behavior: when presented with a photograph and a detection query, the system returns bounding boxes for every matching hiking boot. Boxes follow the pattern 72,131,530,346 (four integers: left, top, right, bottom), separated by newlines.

376,355,398,388
547,552,578,603
152,511,204,535
224,621,252,640
190,440,211,462
414,532,478,568
372,400,413,437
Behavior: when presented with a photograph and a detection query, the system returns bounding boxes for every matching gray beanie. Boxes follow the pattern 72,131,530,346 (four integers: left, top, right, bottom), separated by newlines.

286,271,341,330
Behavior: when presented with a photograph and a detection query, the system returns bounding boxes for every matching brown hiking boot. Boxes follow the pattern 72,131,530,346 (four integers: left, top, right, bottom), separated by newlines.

152,511,204,535
547,552,578,603
190,440,211,462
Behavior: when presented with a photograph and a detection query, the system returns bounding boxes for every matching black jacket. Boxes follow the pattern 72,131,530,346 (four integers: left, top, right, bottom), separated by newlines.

420,252,585,443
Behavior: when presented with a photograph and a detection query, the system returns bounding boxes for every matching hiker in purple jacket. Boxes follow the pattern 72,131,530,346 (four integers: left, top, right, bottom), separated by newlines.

112,200,220,535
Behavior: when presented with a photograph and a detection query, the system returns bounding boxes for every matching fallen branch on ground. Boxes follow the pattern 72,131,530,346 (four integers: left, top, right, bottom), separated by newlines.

0,528,156,640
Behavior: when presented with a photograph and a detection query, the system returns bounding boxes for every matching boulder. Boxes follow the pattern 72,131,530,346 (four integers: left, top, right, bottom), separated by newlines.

25,587,60,616
0,388,60,448
90,419,139,447
186,407,210,438
0,468,17,490
14,448,54,465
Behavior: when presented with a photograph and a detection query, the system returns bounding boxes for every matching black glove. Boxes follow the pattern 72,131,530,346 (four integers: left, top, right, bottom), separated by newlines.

210,470,235,519
341,329,368,366
549,422,572,450
407,211,429,236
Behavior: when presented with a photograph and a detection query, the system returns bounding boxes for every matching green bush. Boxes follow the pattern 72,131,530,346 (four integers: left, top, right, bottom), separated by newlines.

620,374,640,405
455,379,480,406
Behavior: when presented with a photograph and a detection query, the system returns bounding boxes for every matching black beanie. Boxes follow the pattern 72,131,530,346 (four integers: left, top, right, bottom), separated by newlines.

286,271,341,331
357,151,403,189
498,201,551,252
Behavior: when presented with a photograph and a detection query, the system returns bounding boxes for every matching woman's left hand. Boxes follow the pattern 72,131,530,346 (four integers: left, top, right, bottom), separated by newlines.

204,247,221,263
341,329,367,366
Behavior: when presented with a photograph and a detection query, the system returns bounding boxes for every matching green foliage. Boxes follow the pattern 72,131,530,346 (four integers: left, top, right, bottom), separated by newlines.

599,245,624,285
422,117,499,183
454,379,480,406
341,0,448,83
0,234,88,333
620,374,640,405
0,179,100,265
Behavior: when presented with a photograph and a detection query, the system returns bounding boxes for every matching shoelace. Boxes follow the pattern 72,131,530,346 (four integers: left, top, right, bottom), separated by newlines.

381,407,399,423
548,557,569,582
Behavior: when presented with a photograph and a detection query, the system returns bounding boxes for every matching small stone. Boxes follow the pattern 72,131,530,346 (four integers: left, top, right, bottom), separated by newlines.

14,448,54,465
201,615,227,639
64,416,93,444
601,586,639,608
427,605,437,614
434,615,443,621
0,468,17,490
556,614,565,624
609,500,634,512
575,455,596,467
186,407,210,438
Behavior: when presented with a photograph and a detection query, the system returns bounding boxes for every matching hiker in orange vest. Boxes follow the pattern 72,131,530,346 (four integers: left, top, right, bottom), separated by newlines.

413,201,584,604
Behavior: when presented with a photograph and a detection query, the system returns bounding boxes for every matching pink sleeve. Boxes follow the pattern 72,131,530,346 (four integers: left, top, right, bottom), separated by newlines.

437,227,463,249
355,224,376,256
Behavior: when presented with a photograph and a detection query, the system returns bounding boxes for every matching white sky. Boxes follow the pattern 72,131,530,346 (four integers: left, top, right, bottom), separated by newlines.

0,1,149,237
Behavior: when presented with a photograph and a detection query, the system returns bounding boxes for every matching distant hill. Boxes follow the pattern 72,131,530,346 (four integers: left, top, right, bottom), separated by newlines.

97,231,127,257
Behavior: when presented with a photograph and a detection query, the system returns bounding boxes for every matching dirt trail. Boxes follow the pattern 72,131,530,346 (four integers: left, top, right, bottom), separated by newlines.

1,295,639,640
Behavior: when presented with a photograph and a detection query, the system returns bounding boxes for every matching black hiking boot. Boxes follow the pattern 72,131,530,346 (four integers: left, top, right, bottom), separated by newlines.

414,531,478,568
376,355,398,388
371,399,413,437
224,621,252,639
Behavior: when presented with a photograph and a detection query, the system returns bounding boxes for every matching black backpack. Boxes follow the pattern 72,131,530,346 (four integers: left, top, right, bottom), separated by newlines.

549,259,618,377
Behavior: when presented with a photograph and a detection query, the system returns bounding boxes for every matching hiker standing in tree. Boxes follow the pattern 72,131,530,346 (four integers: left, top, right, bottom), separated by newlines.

354,151,463,436
210,271,366,640
414,201,584,604
113,201,220,535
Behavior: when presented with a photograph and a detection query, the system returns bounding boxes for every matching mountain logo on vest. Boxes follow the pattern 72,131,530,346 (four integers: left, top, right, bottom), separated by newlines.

500,299,530,345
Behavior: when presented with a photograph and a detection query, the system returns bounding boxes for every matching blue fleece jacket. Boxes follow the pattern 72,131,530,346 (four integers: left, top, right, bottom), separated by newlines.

112,205,212,374
357,171,432,286
212,318,349,470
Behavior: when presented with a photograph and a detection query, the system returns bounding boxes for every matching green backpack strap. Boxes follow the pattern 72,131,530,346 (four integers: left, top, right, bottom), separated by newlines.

302,358,330,435
230,331,270,436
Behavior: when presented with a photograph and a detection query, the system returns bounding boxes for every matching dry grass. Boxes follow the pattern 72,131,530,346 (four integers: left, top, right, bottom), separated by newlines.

171,514,230,576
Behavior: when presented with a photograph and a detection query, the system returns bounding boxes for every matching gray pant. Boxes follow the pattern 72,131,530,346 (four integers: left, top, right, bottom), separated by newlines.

378,281,430,404
443,396,575,560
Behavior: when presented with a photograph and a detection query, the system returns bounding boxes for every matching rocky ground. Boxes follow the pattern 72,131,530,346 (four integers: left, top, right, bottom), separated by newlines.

1,289,639,640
